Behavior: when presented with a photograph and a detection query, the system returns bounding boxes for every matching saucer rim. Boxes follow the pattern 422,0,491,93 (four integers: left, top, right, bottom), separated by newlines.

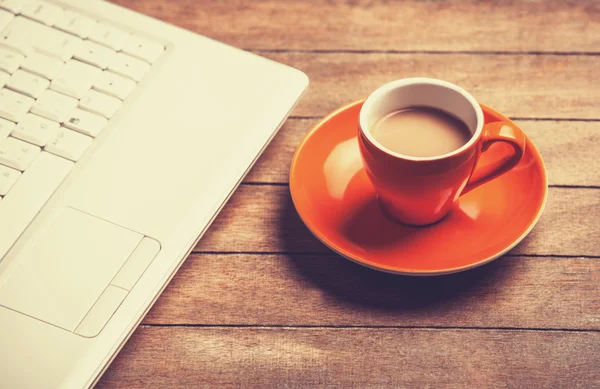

290,99,549,276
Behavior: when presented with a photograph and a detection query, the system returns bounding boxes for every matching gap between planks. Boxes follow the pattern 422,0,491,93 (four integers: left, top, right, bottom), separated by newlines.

289,116,600,122
190,251,600,259
250,49,600,56
138,323,600,333
241,182,600,189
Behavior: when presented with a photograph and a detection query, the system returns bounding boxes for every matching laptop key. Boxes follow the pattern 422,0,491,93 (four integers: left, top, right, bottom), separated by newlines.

7,69,50,98
32,89,78,123
21,1,63,26
75,40,116,70
122,35,164,64
0,0,26,13
108,53,149,82
45,127,92,161
0,71,8,87
36,27,82,62
0,163,20,196
79,89,121,119
54,10,97,39
0,47,24,74
64,107,107,137
0,117,14,140
0,48,25,74
0,137,41,171
0,88,34,122
21,52,63,80
88,23,129,51
0,17,35,57
0,9,13,32
93,71,135,100
51,60,101,99
12,113,59,146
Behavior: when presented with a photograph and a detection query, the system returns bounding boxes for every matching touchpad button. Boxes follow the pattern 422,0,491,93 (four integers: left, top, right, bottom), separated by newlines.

0,207,143,331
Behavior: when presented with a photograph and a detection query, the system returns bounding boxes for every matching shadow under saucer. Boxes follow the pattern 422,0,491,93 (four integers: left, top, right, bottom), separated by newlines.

280,193,517,311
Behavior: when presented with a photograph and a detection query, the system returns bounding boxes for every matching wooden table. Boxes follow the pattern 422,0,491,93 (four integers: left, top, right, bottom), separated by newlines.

100,1,600,387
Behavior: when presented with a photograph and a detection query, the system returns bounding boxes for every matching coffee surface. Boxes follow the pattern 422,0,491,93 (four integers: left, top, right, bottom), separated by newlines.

370,106,471,158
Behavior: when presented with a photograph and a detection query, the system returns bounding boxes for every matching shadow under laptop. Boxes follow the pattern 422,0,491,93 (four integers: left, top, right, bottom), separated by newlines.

279,193,517,312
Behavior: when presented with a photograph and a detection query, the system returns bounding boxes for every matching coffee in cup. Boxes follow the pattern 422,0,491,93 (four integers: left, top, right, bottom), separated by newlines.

370,106,472,158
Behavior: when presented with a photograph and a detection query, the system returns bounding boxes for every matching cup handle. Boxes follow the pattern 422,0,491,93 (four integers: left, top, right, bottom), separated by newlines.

462,121,526,195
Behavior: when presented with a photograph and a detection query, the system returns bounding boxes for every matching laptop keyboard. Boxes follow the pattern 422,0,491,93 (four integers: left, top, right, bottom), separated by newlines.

0,0,165,259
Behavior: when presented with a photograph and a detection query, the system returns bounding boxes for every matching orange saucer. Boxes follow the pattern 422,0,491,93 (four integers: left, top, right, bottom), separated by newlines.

290,101,548,275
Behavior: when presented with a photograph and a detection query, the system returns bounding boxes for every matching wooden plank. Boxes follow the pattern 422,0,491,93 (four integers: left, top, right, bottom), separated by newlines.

257,52,599,119
98,327,600,389
143,255,600,329
195,186,599,256
246,119,600,186
110,0,600,53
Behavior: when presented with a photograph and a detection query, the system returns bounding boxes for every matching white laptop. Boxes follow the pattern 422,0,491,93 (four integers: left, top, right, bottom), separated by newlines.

0,0,308,387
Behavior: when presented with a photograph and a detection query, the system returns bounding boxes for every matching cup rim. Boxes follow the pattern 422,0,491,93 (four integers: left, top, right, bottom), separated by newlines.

359,77,485,162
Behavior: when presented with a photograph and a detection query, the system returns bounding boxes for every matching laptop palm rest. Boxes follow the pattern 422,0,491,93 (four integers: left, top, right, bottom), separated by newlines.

0,207,160,336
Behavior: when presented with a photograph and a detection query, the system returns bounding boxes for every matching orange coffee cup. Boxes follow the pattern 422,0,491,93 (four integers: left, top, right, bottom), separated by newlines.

358,78,526,226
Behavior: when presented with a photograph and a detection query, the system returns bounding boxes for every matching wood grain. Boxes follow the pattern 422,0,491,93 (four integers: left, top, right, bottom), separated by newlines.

195,186,599,256
102,2,599,387
98,327,600,389
257,52,599,119
143,255,600,329
247,118,600,186
110,0,600,53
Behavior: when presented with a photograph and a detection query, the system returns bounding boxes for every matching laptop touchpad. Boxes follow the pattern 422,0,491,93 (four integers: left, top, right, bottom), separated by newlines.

0,207,158,333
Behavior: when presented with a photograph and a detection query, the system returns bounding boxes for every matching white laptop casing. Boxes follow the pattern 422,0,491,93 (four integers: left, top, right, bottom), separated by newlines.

0,1,308,387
